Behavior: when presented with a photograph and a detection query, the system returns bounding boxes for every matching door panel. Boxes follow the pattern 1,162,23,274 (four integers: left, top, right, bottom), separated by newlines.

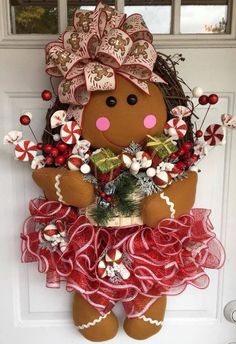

1,45,236,344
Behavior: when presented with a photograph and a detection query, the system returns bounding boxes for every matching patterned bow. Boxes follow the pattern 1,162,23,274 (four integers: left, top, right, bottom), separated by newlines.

46,2,165,112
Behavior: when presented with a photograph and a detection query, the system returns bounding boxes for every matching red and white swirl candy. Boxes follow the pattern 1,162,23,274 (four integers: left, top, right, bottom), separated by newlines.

153,171,171,188
204,124,225,146
170,106,191,119
164,118,187,140
3,130,23,145
221,114,236,129
15,140,38,161
50,110,67,129
60,121,81,144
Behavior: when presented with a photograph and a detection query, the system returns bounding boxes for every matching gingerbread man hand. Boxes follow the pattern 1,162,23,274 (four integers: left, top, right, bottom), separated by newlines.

141,171,198,227
32,168,95,208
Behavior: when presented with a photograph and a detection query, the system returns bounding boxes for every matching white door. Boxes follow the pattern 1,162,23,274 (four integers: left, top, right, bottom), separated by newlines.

1,1,236,344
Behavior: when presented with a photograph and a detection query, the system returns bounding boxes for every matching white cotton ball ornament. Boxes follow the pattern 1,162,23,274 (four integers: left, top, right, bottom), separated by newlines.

80,163,91,174
146,167,156,178
192,87,203,98
53,134,61,142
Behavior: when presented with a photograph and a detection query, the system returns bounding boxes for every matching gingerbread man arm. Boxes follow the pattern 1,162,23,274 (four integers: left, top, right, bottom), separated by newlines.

141,171,198,227
32,167,95,208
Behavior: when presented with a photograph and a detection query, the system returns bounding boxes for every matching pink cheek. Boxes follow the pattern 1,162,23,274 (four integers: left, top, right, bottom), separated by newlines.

96,117,110,132
143,114,157,129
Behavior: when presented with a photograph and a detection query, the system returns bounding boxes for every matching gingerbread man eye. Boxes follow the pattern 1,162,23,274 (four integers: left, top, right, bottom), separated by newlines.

127,94,138,105
106,96,117,107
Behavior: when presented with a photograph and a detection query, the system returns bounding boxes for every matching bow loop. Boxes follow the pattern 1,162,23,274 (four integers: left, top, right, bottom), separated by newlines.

122,14,153,43
58,75,90,105
84,62,115,92
96,28,133,69
120,39,157,80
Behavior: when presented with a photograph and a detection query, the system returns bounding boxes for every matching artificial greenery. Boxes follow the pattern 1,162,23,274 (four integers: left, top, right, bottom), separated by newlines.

89,173,140,226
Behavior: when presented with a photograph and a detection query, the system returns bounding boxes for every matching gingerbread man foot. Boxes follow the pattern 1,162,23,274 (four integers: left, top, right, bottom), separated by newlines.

73,293,118,342
123,296,167,340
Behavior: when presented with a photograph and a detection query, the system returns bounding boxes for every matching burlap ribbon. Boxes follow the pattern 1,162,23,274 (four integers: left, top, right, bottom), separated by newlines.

46,2,166,108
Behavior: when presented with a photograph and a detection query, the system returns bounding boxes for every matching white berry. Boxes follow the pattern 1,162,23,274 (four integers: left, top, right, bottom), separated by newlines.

146,167,156,178
80,163,91,174
192,87,203,98
53,134,61,142
130,161,140,173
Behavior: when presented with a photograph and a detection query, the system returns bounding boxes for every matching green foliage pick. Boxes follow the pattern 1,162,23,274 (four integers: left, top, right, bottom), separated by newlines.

89,173,140,226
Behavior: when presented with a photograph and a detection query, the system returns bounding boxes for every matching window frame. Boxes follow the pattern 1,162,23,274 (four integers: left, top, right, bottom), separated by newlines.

0,0,235,49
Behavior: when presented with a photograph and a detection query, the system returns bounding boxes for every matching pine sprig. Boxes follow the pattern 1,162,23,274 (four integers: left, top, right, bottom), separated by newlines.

115,173,137,198
116,197,139,217
90,205,116,226
89,173,140,226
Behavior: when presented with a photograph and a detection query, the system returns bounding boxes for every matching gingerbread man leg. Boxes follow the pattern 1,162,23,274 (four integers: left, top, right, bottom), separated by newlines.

123,296,167,340
73,292,119,342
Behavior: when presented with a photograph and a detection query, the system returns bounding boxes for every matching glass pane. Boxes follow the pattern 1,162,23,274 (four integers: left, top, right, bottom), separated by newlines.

67,1,115,26
9,0,58,34
124,0,172,34
181,0,229,34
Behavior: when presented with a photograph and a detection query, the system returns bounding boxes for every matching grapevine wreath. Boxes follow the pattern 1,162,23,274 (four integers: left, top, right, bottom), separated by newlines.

4,2,236,342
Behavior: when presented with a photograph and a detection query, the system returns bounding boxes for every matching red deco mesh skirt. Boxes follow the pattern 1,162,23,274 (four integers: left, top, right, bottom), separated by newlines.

21,198,225,318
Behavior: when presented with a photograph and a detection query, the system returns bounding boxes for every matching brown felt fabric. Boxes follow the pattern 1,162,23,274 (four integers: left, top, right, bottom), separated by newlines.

81,74,167,153
32,168,95,208
73,292,118,341
124,296,167,340
141,171,198,227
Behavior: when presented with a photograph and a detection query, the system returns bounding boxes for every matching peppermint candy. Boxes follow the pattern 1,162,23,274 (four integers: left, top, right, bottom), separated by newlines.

31,155,46,169
15,140,37,161
221,114,236,129
97,249,130,281
60,121,81,144
50,110,67,129
3,130,23,145
170,106,191,119
153,171,171,188
204,124,225,146
164,118,187,140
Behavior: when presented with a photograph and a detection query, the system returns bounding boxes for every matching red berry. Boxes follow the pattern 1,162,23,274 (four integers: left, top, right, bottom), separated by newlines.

169,153,177,160
51,147,59,157
182,152,192,160
20,115,31,126
106,196,112,203
37,142,43,150
177,148,185,156
176,161,186,170
208,93,219,105
41,90,52,101
45,156,54,166
100,192,106,198
43,144,53,154
196,130,203,138
192,154,199,162
57,142,68,152
55,155,65,166
199,95,209,105
182,141,192,152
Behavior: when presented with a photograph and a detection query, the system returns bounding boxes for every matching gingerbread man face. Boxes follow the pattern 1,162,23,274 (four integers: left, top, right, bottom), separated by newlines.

81,75,167,153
